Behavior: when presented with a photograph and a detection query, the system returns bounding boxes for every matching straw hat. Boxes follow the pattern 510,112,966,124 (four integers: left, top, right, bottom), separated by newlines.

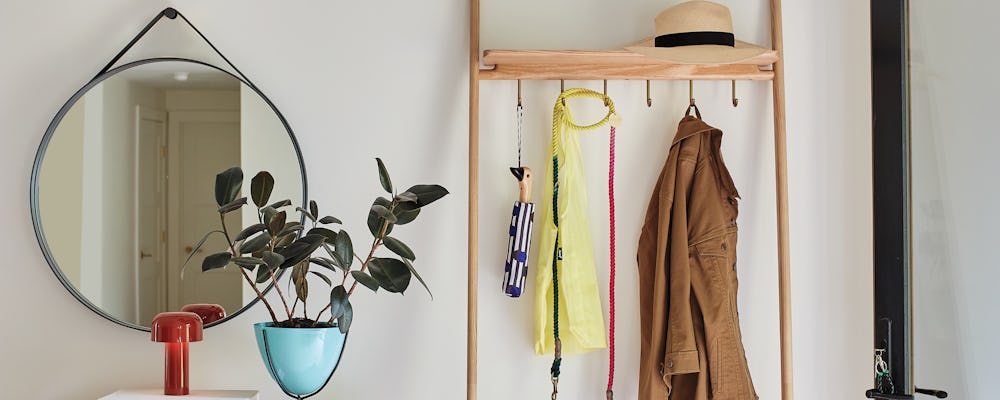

625,1,768,64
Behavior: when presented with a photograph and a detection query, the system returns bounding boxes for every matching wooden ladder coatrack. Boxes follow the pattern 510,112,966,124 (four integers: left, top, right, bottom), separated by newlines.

467,1,792,399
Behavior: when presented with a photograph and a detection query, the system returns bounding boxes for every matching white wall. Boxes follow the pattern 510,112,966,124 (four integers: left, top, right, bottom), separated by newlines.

0,1,871,399
910,1,1000,397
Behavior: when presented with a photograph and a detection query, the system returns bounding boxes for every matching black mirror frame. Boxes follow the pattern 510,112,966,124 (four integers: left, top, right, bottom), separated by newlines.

30,57,309,332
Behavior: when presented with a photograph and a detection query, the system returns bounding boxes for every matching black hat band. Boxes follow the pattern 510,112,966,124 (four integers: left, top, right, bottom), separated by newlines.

654,31,735,48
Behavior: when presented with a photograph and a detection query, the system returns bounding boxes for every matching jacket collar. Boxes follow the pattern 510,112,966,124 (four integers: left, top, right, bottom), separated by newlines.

671,114,722,146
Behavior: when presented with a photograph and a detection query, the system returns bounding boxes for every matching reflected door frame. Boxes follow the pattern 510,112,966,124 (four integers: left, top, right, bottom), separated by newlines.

135,105,168,325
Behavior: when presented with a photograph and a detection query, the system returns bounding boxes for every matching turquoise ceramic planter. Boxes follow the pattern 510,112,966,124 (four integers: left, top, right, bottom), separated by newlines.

254,322,347,397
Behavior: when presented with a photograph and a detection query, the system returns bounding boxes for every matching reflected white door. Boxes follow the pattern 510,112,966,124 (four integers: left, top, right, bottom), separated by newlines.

166,111,243,315
136,106,167,326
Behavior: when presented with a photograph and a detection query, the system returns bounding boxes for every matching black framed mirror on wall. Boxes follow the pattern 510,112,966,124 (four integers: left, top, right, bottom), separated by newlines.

30,57,308,331
871,0,998,398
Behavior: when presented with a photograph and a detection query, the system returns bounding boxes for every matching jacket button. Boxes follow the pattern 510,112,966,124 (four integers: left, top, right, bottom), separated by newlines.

665,359,674,368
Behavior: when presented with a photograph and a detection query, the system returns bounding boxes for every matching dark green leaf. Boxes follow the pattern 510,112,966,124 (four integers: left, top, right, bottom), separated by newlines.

376,158,393,193
395,191,418,203
372,204,398,223
268,199,292,209
250,171,275,207
406,184,449,208
239,233,271,254
218,197,247,214
367,197,395,237
274,233,296,248
310,271,333,286
182,230,226,271
262,206,277,227
278,234,326,268
235,224,266,242
322,244,343,268
403,258,433,299
268,211,287,239
309,200,319,222
338,301,353,333
215,167,243,207
202,252,232,272
308,227,338,244
277,222,304,237
351,271,380,292
382,236,415,260
309,257,341,272
394,207,420,225
319,216,342,224
296,206,316,222
262,251,285,269
368,258,412,293
231,256,265,269
329,285,349,320
256,261,278,284
334,230,354,269
293,263,309,302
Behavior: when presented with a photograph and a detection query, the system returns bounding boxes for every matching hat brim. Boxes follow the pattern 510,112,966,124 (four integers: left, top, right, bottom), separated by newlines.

625,36,769,65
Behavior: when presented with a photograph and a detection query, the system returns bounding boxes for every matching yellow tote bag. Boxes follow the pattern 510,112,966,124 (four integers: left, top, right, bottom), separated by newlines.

535,89,616,355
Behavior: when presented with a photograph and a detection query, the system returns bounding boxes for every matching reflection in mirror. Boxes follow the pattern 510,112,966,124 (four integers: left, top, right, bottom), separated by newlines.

35,60,304,329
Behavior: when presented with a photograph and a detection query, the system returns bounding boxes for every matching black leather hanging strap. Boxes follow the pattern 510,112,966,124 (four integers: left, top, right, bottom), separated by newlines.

95,7,257,91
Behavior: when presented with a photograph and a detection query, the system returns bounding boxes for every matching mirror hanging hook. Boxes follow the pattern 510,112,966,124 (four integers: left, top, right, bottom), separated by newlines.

731,80,739,107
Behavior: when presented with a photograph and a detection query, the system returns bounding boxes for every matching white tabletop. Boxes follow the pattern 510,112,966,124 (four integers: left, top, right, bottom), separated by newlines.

99,389,259,399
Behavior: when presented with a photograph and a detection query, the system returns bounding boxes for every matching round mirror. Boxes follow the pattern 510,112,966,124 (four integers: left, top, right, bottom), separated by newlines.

31,58,306,330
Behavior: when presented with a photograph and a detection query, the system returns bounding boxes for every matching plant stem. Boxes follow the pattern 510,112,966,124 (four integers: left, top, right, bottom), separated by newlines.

219,213,278,324
258,209,294,320
347,218,389,296
265,261,293,320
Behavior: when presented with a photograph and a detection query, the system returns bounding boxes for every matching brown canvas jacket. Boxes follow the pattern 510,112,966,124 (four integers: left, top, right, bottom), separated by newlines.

637,107,757,400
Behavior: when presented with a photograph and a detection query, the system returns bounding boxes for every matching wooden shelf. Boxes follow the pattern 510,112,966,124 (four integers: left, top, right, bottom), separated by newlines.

478,49,778,81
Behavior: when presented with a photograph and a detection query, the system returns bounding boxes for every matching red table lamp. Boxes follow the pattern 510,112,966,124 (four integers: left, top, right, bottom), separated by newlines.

180,304,226,325
151,312,203,395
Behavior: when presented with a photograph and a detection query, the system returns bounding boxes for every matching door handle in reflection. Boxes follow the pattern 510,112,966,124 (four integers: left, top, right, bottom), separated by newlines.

184,246,205,254
140,251,153,259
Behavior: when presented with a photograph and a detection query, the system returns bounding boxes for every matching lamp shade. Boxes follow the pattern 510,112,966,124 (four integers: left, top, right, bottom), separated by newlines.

181,304,227,325
151,311,203,342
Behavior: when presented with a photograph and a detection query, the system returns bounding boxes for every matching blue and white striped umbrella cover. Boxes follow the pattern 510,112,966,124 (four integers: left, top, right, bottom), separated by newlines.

504,201,535,297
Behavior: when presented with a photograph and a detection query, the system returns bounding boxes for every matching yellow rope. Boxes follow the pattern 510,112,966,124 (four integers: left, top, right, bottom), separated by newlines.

551,88,617,158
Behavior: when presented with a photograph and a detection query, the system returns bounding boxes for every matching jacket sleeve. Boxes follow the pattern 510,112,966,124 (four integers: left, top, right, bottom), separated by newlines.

637,158,672,398
663,155,700,377
637,151,700,399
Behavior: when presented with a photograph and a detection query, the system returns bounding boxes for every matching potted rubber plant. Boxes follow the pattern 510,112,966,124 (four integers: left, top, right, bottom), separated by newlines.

186,158,447,397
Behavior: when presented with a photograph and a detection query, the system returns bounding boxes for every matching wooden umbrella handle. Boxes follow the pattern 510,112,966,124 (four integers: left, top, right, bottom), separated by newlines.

518,167,532,203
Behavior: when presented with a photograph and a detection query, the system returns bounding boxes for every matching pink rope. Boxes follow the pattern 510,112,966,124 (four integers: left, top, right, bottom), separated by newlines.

607,125,617,393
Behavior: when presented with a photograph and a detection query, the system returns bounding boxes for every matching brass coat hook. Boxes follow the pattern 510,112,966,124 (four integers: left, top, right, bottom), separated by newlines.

560,80,566,105
689,80,696,106
517,80,523,107
731,80,739,107
603,80,609,106
646,80,652,108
